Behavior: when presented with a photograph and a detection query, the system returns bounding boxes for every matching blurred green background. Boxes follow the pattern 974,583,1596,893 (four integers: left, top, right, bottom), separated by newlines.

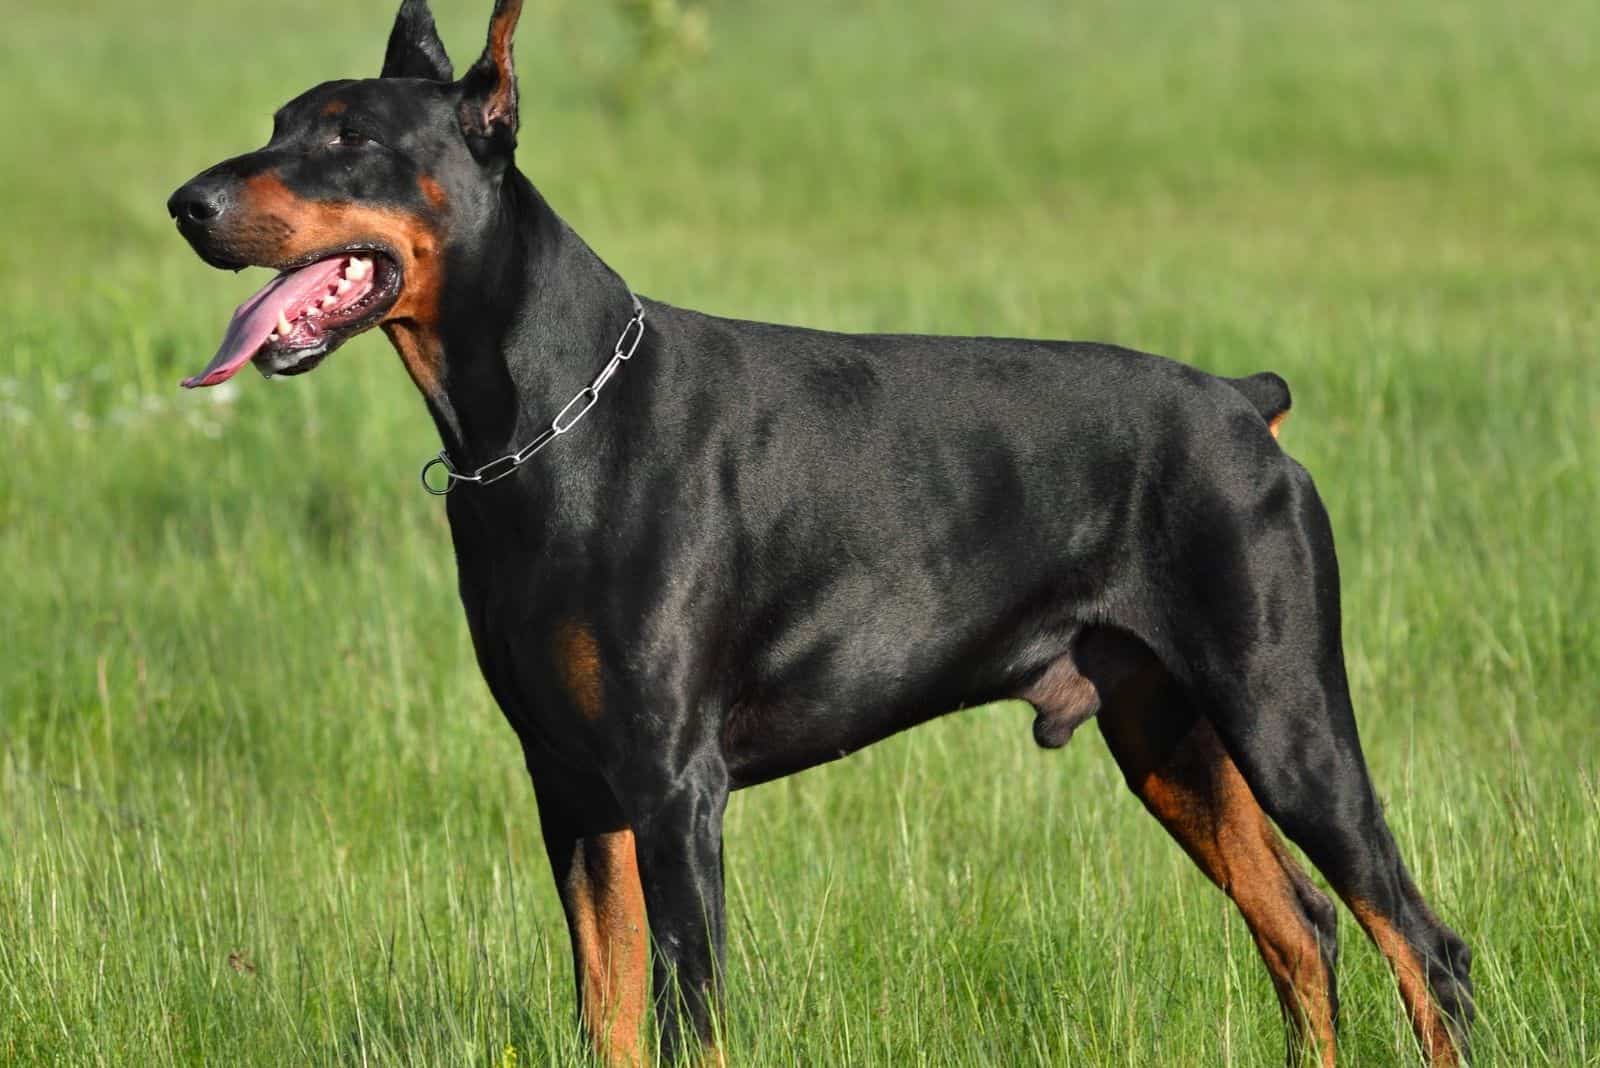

2,0,1597,1064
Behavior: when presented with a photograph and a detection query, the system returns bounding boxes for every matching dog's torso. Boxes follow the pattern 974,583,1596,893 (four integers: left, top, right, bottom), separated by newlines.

447,301,1287,787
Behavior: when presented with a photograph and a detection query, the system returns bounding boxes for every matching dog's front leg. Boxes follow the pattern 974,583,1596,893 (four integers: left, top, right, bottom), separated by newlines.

626,753,730,1066
529,764,651,1067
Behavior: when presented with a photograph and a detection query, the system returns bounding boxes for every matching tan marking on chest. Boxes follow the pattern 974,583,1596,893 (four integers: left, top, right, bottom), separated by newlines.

555,621,604,720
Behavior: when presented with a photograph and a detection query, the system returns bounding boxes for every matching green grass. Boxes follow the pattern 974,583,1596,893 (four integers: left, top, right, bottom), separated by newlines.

3,0,1598,1063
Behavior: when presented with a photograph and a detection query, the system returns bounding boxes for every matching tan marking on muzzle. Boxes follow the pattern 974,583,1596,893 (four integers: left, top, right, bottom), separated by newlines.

239,173,446,397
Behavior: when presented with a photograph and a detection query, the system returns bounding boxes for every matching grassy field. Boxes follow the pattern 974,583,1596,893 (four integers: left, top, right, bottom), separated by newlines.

3,0,1598,1064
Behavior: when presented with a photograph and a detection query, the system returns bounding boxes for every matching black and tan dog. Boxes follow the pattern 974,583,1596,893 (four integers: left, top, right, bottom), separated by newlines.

167,1,1474,1063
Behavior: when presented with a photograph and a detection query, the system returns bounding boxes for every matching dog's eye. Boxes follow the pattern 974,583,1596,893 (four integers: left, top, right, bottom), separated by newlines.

330,129,371,148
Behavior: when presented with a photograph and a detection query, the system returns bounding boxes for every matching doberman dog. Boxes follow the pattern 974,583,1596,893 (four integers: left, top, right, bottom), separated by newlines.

167,1,1474,1064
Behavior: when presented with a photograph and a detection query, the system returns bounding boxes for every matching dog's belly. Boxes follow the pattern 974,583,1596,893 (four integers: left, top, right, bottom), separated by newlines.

714,573,1061,787
720,690,972,787
717,622,1150,788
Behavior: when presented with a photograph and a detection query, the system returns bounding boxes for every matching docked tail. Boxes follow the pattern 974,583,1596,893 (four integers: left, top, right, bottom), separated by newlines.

1225,371,1292,438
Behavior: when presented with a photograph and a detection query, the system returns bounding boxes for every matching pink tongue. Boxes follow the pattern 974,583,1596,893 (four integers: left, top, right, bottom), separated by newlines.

181,257,349,388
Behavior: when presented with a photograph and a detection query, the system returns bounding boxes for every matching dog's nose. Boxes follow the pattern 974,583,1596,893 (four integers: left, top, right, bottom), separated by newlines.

167,177,232,226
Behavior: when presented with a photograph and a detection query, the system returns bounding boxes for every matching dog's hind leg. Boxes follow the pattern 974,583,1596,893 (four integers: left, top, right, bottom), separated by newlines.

1166,463,1473,1065
1099,664,1339,1067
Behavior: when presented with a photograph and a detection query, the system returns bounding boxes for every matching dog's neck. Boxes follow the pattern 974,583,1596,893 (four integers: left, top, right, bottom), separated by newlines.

387,170,638,482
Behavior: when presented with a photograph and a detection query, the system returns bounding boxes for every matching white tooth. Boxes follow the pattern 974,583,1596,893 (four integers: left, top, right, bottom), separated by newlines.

267,332,279,342
306,306,321,318
277,310,294,335
336,278,353,295
347,258,371,281
322,294,339,308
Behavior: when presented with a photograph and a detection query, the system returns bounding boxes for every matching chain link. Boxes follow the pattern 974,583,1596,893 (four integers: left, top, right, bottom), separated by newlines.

421,293,646,495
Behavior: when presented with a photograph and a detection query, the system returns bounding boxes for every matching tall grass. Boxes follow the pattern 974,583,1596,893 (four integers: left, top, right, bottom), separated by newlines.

2,0,1597,1064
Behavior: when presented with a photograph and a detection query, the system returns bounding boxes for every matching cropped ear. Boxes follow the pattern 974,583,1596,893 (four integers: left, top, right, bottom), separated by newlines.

457,0,523,161
381,0,454,81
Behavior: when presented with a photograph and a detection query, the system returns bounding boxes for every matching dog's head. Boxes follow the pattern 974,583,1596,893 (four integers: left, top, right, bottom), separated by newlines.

168,0,522,388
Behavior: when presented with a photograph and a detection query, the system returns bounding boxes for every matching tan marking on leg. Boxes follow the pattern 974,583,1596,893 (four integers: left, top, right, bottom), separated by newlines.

1103,697,1336,1067
567,830,650,1067
1349,900,1461,1066
1142,747,1336,1063
554,621,603,720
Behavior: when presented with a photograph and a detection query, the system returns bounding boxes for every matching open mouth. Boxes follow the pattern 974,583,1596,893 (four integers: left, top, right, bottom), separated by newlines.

181,251,402,388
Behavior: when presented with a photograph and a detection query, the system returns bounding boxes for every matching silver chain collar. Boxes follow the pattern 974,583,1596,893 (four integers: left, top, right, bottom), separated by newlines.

420,292,646,495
